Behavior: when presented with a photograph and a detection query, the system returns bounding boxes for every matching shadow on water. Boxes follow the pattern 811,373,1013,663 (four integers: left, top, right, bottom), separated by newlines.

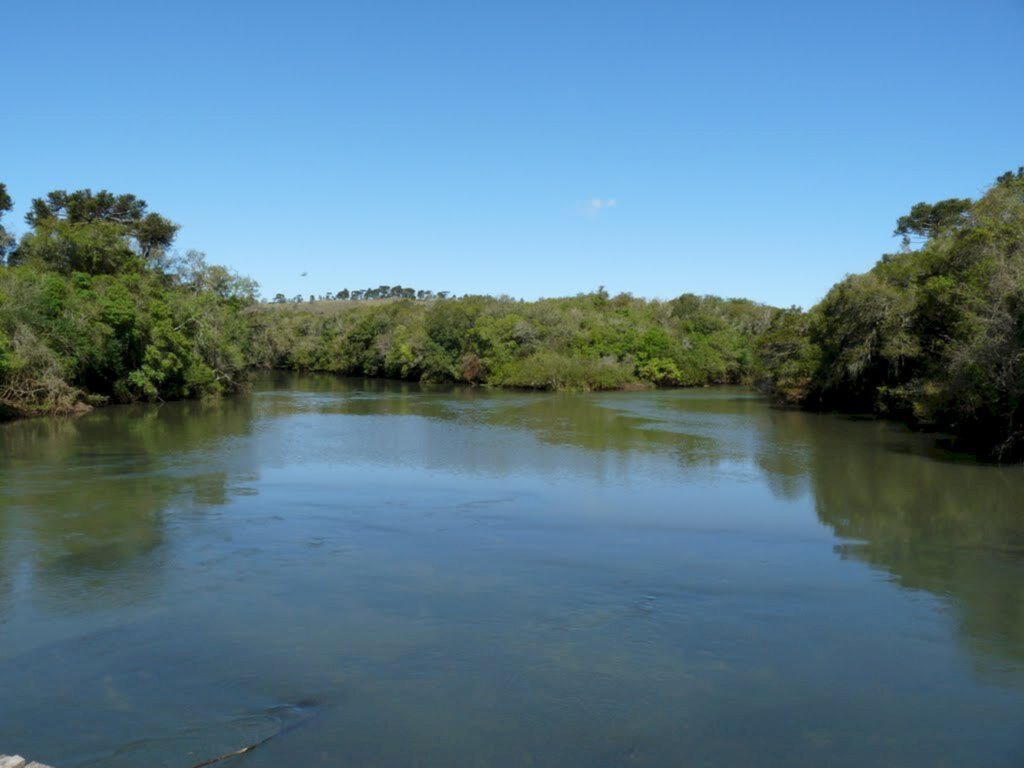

752,406,1024,674
0,396,256,614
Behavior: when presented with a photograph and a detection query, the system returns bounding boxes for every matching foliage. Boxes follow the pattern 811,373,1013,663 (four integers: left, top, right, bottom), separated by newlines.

12,188,178,274
753,308,820,404
7,169,1024,462
0,323,81,418
894,197,972,246
0,183,13,260
0,185,255,418
249,290,779,392
760,168,1024,460
278,285,448,303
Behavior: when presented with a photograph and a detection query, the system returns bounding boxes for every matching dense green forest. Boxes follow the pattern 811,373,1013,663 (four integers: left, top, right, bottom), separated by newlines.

2,168,1022,459
0,186,255,418
758,168,1024,460
247,291,776,390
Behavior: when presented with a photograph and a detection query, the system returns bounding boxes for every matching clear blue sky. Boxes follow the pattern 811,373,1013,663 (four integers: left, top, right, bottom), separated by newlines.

3,0,1021,307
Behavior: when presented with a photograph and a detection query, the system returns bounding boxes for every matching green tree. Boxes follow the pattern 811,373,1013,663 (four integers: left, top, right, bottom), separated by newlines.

767,168,1024,460
894,197,972,246
0,183,14,261
754,308,819,404
15,188,179,274
1,185,253,418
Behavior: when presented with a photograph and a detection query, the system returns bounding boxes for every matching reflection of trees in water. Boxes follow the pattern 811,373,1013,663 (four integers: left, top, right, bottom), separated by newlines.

753,407,1024,671
258,373,749,473
0,396,255,613
814,452,1024,673
751,409,818,500
265,381,1024,676
483,395,723,461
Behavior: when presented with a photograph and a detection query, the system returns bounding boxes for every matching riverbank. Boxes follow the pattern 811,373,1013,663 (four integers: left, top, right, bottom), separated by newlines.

3,168,1023,459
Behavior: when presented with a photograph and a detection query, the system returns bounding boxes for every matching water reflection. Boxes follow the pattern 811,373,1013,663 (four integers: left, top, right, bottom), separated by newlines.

6,376,1021,671
809,430,1024,672
0,396,255,615
739,404,1023,670
254,372,747,479
252,374,1024,675
1,375,1023,766
264,374,1024,672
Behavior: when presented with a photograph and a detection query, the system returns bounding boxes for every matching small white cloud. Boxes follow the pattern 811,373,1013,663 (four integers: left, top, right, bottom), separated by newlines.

583,197,618,216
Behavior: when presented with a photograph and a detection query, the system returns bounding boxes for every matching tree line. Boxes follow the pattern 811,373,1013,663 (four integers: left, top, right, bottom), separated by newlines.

247,288,776,392
271,287,451,304
3,167,1023,460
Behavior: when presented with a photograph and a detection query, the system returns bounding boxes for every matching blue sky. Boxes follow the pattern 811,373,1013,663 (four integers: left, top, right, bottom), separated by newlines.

2,0,1021,307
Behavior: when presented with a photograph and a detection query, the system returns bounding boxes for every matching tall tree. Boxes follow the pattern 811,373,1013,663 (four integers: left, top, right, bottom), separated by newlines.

893,197,972,245
16,188,179,274
776,168,1024,459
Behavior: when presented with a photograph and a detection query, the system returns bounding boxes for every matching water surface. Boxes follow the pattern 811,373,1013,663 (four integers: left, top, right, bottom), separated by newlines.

1,374,1022,766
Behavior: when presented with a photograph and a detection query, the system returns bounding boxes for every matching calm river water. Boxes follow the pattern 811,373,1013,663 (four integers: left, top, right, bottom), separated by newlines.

1,374,1022,767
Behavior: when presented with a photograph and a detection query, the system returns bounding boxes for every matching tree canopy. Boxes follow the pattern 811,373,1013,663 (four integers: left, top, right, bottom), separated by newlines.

893,197,972,245
13,188,179,274
0,182,253,418
759,167,1024,460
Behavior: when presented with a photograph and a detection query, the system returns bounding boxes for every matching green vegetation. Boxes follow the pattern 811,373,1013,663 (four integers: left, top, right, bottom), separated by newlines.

0,186,255,418
247,290,777,392
758,168,1024,460
4,167,1023,461
273,285,450,303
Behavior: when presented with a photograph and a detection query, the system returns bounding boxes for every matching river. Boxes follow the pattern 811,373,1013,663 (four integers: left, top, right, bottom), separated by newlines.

1,373,1022,766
